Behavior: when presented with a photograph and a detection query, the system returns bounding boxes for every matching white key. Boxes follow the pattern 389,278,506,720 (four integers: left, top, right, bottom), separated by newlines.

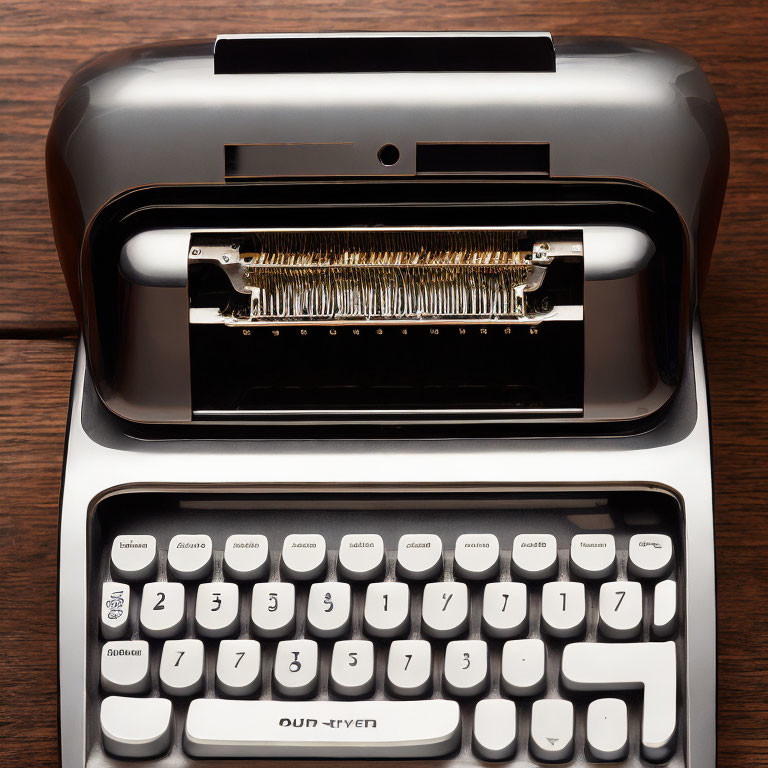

396,534,443,580
453,534,500,580
216,639,262,697
100,641,150,694
273,639,319,697
387,639,432,697
541,581,586,638
472,699,517,761
160,639,205,696
337,534,385,581
482,582,527,638
224,534,270,581
629,533,673,578
140,581,186,638
501,638,546,696
330,640,375,697
183,699,461,758
653,579,678,637
101,581,131,639
167,534,213,581
101,696,172,758
251,582,295,638
195,582,240,638
443,640,488,697
281,534,326,580
422,581,469,638
110,535,156,581
587,698,629,762
511,534,558,579
307,581,351,638
570,534,616,579
561,641,677,761
529,699,574,762
599,581,642,639
364,582,410,638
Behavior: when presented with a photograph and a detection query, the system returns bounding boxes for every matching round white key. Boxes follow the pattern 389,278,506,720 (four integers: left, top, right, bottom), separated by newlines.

628,533,673,578
167,534,213,581
100,696,172,759
140,582,186,639
443,640,488,697
273,639,318,697
541,581,586,638
160,639,205,696
224,535,270,581
453,534,500,580
482,582,527,638
422,581,469,638
530,699,574,762
570,534,616,579
587,698,628,762
330,640,375,697
251,582,295,639
216,639,262,697
195,582,240,638
653,579,678,637
396,534,443,580
307,582,351,638
386,639,432,697
599,581,642,639
364,582,410,638
337,534,385,581
512,534,558,580
110,535,156,581
101,581,131,640
281,534,326,580
501,638,546,697
100,641,150,694
473,699,517,761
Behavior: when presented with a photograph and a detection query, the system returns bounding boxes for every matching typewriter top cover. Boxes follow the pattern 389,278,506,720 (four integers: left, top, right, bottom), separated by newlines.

46,32,728,428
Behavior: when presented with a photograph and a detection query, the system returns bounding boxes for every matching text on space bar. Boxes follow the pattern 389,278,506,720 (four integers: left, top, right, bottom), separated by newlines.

184,699,462,758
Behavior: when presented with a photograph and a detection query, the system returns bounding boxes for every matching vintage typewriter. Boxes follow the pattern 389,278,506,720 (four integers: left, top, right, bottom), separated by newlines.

47,33,728,768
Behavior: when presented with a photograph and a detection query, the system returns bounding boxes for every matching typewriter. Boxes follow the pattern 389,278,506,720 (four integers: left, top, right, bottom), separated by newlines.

47,32,728,768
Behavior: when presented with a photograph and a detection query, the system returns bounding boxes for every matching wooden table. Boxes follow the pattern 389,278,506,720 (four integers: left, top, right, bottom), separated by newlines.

1,2,766,765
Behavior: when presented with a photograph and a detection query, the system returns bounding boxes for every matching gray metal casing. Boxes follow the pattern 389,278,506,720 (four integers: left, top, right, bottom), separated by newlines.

46,33,729,427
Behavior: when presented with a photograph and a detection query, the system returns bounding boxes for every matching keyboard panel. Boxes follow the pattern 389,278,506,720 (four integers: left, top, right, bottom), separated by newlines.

86,491,686,767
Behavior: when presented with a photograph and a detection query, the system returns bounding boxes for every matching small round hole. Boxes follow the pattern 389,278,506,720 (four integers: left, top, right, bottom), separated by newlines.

378,144,400,166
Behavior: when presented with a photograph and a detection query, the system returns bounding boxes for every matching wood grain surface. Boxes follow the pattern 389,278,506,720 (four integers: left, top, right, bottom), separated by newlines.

0,1,767,766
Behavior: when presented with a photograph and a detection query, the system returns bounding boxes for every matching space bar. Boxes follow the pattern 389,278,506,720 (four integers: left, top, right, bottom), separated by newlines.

184,699,462,758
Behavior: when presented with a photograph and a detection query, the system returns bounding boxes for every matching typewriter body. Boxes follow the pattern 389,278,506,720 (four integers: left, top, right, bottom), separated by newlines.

47,33,728,768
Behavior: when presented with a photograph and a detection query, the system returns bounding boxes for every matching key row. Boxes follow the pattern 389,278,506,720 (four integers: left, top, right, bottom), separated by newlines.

101,639,676,762
110,531,674,582
102,578,678,640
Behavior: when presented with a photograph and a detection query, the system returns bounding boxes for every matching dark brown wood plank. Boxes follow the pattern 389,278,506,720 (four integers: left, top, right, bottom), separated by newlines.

1,0,767,333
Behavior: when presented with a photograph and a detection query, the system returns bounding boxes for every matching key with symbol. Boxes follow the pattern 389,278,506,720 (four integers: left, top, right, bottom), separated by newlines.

140,581,186,639
160,638,205,696
364,582,410,638
443,640,488,697
529,699,574,762
330,640,375,697
482,582,527,638
387,639,432,697
598,581,642,639
306,582,351,638
216,639,262,697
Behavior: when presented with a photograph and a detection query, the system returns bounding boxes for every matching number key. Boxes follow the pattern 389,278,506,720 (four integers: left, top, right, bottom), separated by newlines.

216,639,262,697
443,640,489,697
599,581,642,639
482,582,527,638
363,582,410,638
159,639,204,696
541,581,586,638
251,582,295,639
386,639,431,697
273,639,318,697
140,582,185,638
330,640,375,697
306,582,351,639
195,582,240,638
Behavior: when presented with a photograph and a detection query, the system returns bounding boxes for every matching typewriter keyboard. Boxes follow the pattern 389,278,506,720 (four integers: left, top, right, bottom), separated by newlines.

89,493,684,767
